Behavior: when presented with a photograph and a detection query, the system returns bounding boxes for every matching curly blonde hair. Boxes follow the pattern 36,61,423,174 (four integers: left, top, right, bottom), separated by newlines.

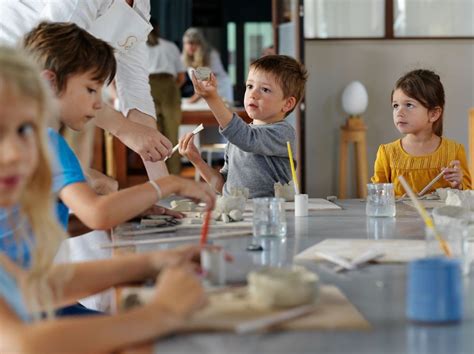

0,46,70,320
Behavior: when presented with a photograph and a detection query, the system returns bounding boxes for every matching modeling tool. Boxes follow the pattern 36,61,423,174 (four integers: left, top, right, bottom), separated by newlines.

165,123,204,161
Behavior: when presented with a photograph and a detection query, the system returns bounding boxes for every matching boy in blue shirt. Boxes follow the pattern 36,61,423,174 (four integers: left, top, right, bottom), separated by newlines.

0,22,215,267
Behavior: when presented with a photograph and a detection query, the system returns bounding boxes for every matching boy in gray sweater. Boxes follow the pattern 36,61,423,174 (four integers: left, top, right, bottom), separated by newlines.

179,55,307,198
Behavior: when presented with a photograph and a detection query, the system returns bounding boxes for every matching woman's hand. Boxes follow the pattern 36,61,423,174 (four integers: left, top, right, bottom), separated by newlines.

443,160,463,189
178,133,202,165
151,264,207,319
190,72,218,99
116,112,173,162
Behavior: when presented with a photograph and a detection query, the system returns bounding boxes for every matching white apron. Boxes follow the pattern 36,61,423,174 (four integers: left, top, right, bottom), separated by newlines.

89,0,152,54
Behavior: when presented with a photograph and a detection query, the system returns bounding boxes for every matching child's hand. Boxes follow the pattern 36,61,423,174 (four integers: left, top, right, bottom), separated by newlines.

442,160,463,189
178,133,202,164
148,245,202,271
141,205,184,219
169,176,216,211
152,264,207,319
191,71,218,99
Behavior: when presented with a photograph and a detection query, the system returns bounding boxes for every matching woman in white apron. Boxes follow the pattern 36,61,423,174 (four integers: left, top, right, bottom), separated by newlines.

0,0,171,180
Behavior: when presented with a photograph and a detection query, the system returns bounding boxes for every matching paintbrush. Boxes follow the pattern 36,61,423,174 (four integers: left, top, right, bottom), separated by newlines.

398,175,451,256
165,123,204,161
287,141,299,194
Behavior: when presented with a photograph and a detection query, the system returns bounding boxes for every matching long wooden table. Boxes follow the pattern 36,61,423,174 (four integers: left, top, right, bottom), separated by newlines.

102,200,474,354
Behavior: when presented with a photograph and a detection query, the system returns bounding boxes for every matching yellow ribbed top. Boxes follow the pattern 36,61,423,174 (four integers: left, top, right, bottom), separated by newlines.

371,138,471,196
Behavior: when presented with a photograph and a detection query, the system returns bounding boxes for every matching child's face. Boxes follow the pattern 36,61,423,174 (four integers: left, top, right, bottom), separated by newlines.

244,68,295,125
57,71,103,131
392,89,437,135
0,93,39,207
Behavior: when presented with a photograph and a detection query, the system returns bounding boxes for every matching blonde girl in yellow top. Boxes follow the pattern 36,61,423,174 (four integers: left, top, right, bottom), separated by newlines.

371,69,471,196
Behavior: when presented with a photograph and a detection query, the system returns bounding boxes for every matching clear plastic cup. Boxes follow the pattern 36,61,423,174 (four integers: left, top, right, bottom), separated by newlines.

366,183,396,217
252,197,287,238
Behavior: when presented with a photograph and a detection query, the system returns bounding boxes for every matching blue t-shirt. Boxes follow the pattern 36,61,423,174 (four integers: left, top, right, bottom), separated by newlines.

0,263,30,322
0,207,33,268
0,129,85,266
48,128,86,228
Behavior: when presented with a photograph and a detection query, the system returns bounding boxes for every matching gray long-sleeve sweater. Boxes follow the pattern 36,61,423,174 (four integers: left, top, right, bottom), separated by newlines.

219,114,296,198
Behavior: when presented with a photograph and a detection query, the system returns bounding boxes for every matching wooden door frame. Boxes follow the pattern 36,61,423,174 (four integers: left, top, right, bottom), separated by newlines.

272,0,306,192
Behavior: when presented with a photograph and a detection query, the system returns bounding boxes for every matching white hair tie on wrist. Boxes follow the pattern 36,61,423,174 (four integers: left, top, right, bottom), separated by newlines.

148,180,163,201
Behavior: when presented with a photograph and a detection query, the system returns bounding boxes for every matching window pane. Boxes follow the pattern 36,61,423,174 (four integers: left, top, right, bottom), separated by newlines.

227,22,236,86
244,23,273,76
394,0,474,37
304,0,385,38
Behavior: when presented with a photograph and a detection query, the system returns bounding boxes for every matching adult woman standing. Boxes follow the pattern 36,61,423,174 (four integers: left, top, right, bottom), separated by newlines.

182,28,234,104
0,0,171,180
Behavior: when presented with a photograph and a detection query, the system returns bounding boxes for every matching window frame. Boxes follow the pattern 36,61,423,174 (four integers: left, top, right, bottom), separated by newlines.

304,0,474,40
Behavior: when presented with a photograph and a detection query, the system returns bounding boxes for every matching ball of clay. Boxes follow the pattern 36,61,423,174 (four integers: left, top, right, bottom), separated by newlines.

247,266,319,309
229,209,243,222
221,213,230,223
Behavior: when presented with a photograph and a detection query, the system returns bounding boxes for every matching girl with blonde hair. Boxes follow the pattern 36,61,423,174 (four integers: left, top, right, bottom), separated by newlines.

0,46,207,353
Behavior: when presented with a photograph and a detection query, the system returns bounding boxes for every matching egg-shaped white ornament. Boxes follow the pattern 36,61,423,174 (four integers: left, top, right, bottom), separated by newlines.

341,81,368,116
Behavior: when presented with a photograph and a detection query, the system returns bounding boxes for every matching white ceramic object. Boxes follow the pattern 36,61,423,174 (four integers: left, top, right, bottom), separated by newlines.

201,248,226,286
295,194,309,217
341,81,368,116
247,266,319,309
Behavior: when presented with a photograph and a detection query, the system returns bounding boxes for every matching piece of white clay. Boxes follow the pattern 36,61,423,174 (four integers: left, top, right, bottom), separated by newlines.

274,181,295,201
170,199,196,212
247,266,319,309
221,213,230,223
229,209,243,222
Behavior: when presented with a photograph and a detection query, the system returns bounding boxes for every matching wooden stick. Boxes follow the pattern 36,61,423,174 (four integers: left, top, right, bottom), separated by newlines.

235,304,314,334
165,123,204,161
417,170,445,197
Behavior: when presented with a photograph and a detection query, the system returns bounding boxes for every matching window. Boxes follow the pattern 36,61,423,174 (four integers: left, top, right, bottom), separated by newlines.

304,0,385,38
304,0,474,39
394,0,474,37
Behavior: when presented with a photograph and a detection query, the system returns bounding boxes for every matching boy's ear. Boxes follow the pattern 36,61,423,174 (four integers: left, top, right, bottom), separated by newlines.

429,106,442,122
41,70,58,92
282,96,297,113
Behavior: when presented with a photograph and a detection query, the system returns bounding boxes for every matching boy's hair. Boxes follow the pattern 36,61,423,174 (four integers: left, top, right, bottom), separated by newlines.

23,21,116,93
392,69,445,137
0,46,70,320
249,55,308,116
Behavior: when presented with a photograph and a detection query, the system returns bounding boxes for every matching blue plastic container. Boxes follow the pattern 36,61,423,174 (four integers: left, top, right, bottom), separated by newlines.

407,257,463,323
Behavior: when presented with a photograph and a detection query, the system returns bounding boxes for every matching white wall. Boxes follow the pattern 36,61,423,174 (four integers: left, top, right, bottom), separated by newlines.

304,39,474,197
